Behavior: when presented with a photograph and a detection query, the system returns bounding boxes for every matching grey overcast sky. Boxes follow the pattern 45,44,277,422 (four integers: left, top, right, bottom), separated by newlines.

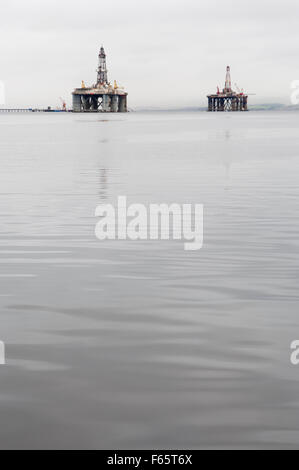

1,0,298,108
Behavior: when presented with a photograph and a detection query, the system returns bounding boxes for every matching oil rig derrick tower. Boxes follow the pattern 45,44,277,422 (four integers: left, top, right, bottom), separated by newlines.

72,46,128,113
207,66,248,112
97,46,108,86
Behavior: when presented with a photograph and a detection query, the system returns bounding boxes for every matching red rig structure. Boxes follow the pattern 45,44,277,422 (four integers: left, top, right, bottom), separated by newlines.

207,66,248,112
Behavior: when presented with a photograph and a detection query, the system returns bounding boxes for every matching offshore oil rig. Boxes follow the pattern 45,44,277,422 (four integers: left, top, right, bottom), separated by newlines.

207,66,248,112
72,47,128,113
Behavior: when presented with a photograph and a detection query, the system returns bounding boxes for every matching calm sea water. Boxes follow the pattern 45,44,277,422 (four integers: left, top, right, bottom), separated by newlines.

0,110,299,449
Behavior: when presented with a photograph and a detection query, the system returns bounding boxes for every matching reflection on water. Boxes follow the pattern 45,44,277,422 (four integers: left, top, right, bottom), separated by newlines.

99,168,108,200
223,130,232,190
0,111,299,449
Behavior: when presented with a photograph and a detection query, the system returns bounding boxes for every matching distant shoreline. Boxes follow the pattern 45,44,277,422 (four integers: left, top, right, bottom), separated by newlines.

133,104,299,112
1,104,299,113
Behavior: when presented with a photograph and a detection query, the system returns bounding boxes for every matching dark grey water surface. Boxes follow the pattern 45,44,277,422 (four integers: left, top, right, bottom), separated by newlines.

0,111,299,449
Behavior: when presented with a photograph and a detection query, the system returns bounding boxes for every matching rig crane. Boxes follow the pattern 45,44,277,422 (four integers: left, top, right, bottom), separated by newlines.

234,83,244,95
59,97,67,111
114,80,124,90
